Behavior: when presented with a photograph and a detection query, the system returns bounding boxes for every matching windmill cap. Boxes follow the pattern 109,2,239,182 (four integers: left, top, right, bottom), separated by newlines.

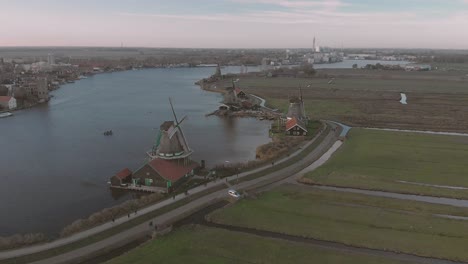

160,121,175,131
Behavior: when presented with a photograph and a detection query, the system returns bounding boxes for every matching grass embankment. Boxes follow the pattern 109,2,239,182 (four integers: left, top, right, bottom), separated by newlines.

304,128,468,199
2,184,227,264
209,184,468,262
105,225,415,264
228,123,331,185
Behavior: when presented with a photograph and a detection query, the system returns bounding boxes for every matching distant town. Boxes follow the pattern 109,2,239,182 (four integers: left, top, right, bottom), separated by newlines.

0,45,464,113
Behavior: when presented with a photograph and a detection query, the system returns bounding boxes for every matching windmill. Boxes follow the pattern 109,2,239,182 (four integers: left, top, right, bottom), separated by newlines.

286,87,307,122
148,98,193,164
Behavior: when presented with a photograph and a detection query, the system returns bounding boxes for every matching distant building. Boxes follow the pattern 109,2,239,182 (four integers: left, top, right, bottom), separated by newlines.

0,96,17,110
285,117,308,136
47,53,55,66
405,64,432,71
36,77,49,101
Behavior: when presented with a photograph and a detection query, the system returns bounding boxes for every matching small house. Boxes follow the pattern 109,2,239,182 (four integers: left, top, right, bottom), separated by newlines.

110,168,133,186
0,96,17,110
285,117,308,136
234,88,248,99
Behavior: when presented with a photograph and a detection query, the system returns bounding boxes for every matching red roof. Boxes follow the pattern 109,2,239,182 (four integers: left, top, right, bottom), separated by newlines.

234,87,244,95
0,96,13,103
115,168,132,180
149,158,198,182
286,117,307,132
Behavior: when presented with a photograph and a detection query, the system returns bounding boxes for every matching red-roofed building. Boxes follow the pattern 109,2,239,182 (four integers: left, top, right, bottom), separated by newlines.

132,158,198,191
285,117,308,136
234,87,247,99
0,96,17,110
110,168,133,186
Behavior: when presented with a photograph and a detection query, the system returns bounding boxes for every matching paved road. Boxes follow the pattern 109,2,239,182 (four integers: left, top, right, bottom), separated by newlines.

365,127,468,137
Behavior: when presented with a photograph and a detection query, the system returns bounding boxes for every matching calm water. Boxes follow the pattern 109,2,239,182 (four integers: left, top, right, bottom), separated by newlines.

0,66,272,236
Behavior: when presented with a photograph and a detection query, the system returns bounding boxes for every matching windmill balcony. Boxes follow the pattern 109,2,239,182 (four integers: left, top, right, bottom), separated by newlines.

159,151,185,157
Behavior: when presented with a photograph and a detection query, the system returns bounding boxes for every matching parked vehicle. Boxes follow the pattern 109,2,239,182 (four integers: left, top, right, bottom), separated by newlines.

228,189,241,198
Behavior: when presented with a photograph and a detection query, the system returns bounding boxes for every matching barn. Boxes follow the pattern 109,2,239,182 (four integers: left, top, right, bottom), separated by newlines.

285,117,308,136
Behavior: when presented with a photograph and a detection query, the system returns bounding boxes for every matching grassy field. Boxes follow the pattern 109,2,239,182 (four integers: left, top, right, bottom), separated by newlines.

229,69,468,132
209,184,468,262
304,128,468,199
106,225,416,264
239,74,468,94
266,97,359,120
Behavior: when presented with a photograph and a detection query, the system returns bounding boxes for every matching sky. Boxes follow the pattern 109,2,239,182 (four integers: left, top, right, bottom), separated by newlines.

0,0,468,49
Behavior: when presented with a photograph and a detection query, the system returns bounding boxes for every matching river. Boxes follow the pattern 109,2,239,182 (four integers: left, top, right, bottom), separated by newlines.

0,66,272,236
0,60,409,236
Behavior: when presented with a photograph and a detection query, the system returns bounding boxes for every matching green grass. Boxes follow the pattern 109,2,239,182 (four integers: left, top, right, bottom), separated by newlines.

266,97,359,119
239,75,468,94
431,62,468,71
105,225,415,264
209,184,468,262
2,184,227,264
305,128,468,199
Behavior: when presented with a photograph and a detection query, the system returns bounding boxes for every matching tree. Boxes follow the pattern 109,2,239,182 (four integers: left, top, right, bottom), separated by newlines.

352,63,358,69
301,64,316,76
13,87,27,100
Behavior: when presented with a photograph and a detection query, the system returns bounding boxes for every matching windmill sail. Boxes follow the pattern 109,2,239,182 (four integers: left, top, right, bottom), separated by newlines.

148,99,193,160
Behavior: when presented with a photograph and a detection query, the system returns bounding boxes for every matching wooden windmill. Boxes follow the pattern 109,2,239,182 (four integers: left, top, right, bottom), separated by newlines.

286,87,307,122
148,98,193,165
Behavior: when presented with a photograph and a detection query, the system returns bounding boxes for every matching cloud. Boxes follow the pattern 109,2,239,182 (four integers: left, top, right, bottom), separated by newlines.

231,0,348,9
1,0,467,49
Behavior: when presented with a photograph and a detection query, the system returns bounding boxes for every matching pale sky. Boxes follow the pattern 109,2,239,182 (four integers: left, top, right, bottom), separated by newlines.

1,0,468,49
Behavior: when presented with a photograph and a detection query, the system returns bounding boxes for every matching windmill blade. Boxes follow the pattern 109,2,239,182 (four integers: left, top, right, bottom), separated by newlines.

168,98,191,153
169,115,187,139
177,115,187,126
169,97,179,124
152,129,163,154
168,126,179,139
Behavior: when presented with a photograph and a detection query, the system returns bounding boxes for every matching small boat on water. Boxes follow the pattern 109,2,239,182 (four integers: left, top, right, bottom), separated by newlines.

0,112,13,118
103,130,113,136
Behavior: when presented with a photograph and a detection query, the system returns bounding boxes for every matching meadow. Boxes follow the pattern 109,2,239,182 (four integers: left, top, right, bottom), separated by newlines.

304,128,468,199
106,225,416,264
209,184,468,262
